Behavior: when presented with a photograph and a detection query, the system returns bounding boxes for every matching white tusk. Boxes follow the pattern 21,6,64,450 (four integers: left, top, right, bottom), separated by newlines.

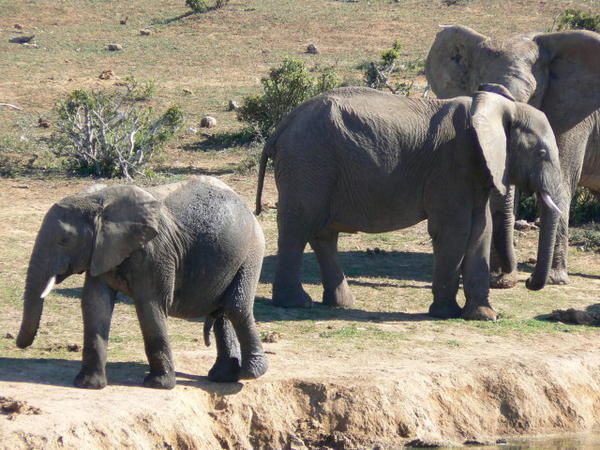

540,192,562,215
40,276,56,299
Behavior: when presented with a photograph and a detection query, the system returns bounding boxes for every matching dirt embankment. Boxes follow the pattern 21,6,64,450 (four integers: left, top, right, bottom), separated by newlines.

2,333,600,449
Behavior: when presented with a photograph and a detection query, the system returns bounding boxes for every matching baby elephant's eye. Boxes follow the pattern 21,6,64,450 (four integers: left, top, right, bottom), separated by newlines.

538,148,548,158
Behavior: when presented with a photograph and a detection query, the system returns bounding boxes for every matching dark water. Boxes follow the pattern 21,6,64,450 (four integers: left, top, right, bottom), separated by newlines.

443,434,600,449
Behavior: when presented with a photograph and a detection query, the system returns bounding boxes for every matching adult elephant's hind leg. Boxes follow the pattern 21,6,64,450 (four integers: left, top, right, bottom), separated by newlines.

272,229,312,308
462,203,497,321
224,255,268,380
310,230,355,307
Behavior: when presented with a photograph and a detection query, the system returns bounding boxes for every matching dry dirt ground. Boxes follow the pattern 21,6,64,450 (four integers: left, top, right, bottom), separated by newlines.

1,0,600,448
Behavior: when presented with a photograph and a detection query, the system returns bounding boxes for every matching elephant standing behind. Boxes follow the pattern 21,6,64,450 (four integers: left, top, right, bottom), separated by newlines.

256,85,564,321
425,25,600,288
16,177,268,389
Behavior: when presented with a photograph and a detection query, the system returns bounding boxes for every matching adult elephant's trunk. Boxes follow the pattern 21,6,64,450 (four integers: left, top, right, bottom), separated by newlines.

16,246,56,348
526,193,561,291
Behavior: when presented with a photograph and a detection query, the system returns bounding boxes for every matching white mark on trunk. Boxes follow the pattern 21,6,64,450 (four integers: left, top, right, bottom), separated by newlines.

40,276,56,299
540,193,562,215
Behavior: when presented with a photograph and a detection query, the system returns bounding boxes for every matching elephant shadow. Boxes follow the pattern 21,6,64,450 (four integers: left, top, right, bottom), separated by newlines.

0,357,243,393
260,250,433,287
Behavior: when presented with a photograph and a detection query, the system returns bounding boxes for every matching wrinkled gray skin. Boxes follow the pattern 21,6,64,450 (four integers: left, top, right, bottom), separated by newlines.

426,26,600,288
256,86,563,321
16,177,268,389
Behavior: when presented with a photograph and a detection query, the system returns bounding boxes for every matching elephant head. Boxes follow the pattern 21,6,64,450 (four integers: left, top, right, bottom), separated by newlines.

16,186,161,348
426,25,600,130
472,84,563,290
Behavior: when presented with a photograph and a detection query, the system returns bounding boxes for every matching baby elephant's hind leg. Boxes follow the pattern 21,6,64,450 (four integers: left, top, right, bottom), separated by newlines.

208,316,242,382
223,256,268,380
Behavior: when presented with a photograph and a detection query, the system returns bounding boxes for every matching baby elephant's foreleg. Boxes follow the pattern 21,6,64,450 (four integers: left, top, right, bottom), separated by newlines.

207,315,242,382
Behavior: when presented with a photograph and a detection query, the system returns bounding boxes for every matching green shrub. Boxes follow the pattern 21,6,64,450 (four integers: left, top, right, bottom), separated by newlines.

50,81,183,179
555,9,600,32
570,187,600,225
363,40,416,96
185,0,228,13
570,224,600,253
237,58,340,138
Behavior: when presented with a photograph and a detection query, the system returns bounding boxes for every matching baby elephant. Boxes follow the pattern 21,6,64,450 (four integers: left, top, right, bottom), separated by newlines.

16,177,268,389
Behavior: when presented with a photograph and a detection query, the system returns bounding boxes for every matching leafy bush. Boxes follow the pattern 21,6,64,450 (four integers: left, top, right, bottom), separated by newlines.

570,187,600,225
50,81,183,179
570,224,600,253
363,40,416,96
237,58,340,138
555,9,600,32
185,0,228,13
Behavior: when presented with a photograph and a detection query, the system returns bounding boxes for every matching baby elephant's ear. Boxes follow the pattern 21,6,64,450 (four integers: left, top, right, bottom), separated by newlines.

470,91,516,196
478,83,516,102
90,186,161,277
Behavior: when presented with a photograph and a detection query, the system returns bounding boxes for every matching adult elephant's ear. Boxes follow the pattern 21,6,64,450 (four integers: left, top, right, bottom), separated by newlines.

470,90,516,196
534,30,600,131
90,186,161,276
425,25,488,98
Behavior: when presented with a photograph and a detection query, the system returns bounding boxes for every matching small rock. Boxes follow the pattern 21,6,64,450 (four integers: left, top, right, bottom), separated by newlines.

514,219,537,231
99,69,115,80
188,127,198,134
261,331,281,343
9,35,35,44
14,23,23,30
106,43,123,51
140,29,152,36
496,439,508,445
227,100,239,111
182,88,194,95
37,118,51,128
200,116,217,128
120,16,128,25
289,434,307,450
67,343,81,352
4,333,14,339
306,43,319,54
526,257,537,264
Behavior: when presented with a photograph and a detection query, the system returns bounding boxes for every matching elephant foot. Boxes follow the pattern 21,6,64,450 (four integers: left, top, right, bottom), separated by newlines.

322,283,355,308
462,304,497,321
428,300,462,319
272,284,312,308
208,357,241,383
548,268,569,285
490,271,517,289
240,352,269,380
143,371,176,389
74,370,107,389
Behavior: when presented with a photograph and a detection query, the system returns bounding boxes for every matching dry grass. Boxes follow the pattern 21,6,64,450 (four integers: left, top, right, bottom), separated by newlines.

1,0,599,370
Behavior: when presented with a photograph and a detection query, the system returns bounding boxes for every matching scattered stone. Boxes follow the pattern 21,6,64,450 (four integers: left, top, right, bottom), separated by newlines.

526,257,536,264
9,35,35,44
37,118,51,128
549,308,600,326
227,99,239,111
514,219,537,231
140,29,152,36
306,43,319,54
182,88,194,95
4,333,14,339
99,69,115,80
67,343,81,352
200,116,217,128
261,331,281,343
496,439,508,445
106,43,123,51
14,23,23,30
0,397,42,418
288,434,307,450
188,127,198,134
405,438,442,448
366,247,385,256
120,16,128,25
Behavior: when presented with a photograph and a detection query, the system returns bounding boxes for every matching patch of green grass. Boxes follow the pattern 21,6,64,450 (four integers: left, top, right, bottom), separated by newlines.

319,324,406,341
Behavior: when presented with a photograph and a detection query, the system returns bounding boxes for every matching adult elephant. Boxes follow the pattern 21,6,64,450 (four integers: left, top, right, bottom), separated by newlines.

16,177,268,389
255,85,564,321
425,25,600,288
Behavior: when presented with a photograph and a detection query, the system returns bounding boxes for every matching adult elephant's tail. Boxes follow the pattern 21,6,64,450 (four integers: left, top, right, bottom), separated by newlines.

255,131,280,215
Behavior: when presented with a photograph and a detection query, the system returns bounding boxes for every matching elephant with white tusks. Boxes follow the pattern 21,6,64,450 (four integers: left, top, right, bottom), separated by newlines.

256,85,563,321
425,25,600,289
16,176,268,389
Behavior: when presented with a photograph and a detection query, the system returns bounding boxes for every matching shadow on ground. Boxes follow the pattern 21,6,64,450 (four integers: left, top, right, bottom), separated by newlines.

0,357,243,393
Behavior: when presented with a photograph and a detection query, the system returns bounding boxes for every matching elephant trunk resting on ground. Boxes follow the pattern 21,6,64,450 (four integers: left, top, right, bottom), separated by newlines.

256,85,563,321
16,177,268,389
425,25,600,288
